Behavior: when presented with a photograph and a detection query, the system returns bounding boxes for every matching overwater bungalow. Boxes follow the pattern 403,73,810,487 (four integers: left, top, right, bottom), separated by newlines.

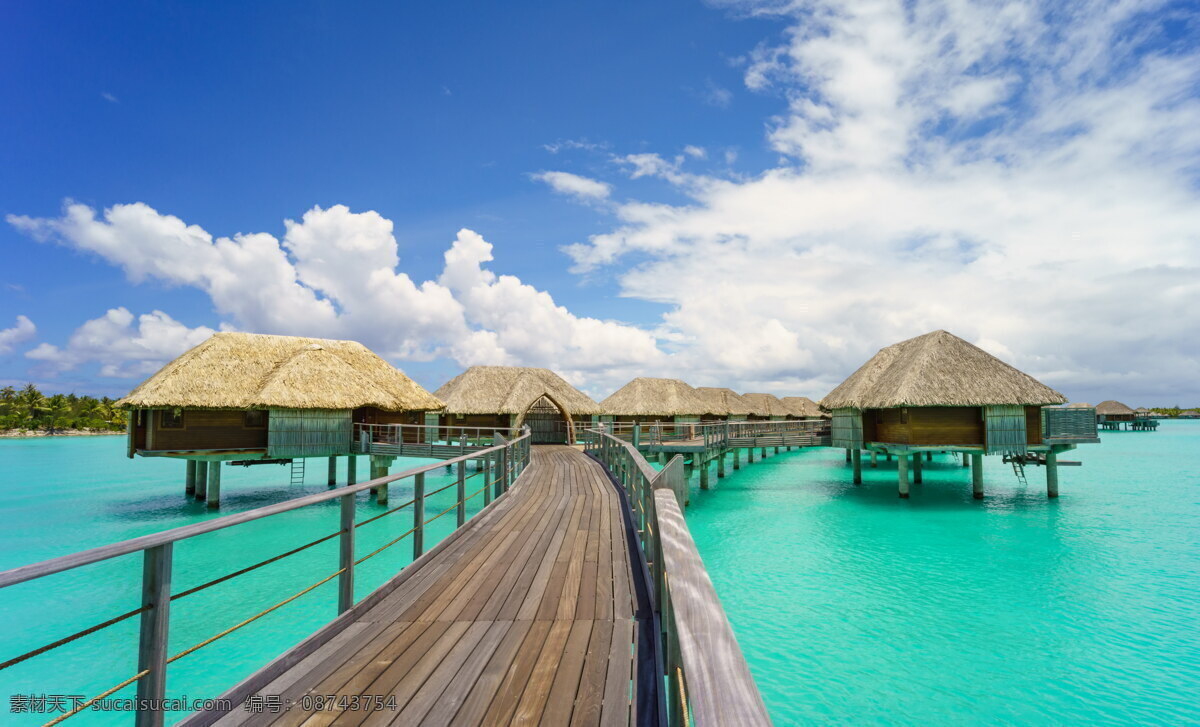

1095,400,1135,423
1180,410,1199,419
741,392,789,420
600,377,708,435
433,366,603,444
821,330,1098,499
693,387,754,421
780,396,827,420
118,332,444,505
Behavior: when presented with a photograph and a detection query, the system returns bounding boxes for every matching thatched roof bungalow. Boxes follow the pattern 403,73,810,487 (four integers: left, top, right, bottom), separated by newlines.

601,378,708,424
433,366,602,444
1180,410,1199,419
741,393,790,420
821,330,1067,455
118,332,443,460
693,387,754,420
1095,400,1135,421
780,396,827,420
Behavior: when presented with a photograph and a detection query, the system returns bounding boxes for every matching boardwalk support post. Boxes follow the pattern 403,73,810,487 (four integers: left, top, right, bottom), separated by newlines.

898,454,910,498
328,456,337,486
700,460,710,490
717,452,725,478
870,451,878,469
347,455,356,486
135,543,172,727
185,460,196,496
413,472,425,558
852,449,862,484
913,452,923,484
971,453,984,499
338,494,354,613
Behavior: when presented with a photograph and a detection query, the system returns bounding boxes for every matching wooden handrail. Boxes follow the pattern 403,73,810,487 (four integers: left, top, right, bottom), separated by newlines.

585,426,772,726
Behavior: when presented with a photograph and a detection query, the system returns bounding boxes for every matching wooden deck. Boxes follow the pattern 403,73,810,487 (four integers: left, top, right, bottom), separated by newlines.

204,445,639,727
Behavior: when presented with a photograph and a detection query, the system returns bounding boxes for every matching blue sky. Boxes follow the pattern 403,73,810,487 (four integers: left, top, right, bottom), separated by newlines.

2,1,1199,405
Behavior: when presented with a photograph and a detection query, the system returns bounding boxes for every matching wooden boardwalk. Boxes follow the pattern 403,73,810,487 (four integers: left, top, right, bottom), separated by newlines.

205,445,639,727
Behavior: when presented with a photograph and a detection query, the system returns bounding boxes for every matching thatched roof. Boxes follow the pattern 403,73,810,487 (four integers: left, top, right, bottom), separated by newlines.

741,393,790,417
118,332,444,411
821,330,1067,409
601,378,707,416
1095,400,1134,415
1181,410,1199,417
1061,402,1093,408
434,366,602,415
694,387,754,416
1134,407,1152,414
781,396,826,418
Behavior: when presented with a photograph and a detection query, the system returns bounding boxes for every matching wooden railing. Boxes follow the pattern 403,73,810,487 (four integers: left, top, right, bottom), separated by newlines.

584,428,772,726
1042,406,1100,442
0,430,532,727
600,418,831,448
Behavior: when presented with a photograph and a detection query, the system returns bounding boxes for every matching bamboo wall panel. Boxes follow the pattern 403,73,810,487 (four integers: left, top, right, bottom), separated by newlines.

267,408,351,458
984,405,1028,455
830,408,863,448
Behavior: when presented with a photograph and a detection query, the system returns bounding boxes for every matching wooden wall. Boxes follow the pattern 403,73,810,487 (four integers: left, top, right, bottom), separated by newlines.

866,406,984,446
1026,406,1043,445
145,409,268,452
437,413,514,430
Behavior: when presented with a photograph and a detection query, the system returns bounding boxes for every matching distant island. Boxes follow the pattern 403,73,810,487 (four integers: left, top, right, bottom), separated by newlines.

0,384,125,437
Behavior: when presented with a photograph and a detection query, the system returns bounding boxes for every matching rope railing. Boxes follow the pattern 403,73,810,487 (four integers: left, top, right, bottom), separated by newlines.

0,427,533,727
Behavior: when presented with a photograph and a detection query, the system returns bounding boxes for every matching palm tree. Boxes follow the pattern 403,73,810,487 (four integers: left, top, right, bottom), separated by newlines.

14,384,48,430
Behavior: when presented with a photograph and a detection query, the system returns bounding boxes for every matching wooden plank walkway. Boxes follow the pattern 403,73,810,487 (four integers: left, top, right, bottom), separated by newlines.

206,445,638,727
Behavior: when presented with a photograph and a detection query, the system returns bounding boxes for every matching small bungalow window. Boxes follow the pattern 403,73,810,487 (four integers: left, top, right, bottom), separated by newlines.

244,410,266,428
160,410,184,429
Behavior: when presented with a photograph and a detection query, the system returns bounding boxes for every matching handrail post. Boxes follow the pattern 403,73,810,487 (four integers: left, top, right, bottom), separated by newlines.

483,450,492,506
413,473,425,559
338,493,355,613
135,543,173,727
457,443,467,528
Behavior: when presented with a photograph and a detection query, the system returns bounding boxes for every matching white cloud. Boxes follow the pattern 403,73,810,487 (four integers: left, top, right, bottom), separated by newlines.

101,92,118,104
542,139,607,154
26,308,215,377
0,315,36,355
684,145,707,159
9,204,662,389
531,171,612,201
561,0,1200,402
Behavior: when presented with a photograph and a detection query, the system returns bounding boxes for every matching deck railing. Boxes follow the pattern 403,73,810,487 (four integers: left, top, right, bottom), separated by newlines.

352,422,520,450
0,429,531,727
600,418,831,448
1042,406,1100,442
584,427,772,726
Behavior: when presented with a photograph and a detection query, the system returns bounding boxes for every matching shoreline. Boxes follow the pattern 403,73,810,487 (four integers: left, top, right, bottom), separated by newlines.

0,429,123,439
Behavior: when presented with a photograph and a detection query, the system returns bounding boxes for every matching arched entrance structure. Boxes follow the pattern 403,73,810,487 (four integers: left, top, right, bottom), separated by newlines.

520,395,572,444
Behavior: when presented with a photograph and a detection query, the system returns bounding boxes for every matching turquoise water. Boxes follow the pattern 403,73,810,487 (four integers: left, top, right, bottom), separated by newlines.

0,437,491,724
684,422,1200,725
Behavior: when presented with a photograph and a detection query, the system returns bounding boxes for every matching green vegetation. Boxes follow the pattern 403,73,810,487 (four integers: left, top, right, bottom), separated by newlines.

0,384,125,433
1148,407,1199,418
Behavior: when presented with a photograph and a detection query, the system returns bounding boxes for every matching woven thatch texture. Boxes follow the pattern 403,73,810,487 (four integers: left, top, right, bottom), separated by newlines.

1061,402,1093,408
1095,400,1135,415
601,378,708,416
694,387,754,416
118,332,444,411
821,330,1067,409
741,393,790,417
780,396,826,418
434,366,602,415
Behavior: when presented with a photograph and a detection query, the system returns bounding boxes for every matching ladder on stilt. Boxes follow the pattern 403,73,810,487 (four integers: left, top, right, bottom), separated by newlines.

290,458,305,486
1006,454,1028,487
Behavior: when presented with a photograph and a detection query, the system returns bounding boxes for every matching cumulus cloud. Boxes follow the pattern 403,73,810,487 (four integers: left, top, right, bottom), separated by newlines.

0,315,36,355
561,0,1200,401
531,171,612,201
25,308,215,377
8,204,661,387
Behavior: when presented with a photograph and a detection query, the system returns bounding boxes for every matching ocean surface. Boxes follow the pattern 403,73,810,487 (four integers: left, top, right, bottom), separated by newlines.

0,425,1197,725
684,421,1200,725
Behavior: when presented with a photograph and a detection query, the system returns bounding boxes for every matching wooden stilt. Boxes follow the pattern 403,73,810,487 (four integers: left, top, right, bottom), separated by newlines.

852,449,862,485
206,463,221,509
1046,449,1059,498
760,446,768,459
185,460,197,496
328,456,337,486
925,451,933,462
376,460,389,506
700,462,710,490
717,452,726,478
963,452,969,467
748,448,755,463
347,455,356,486
195,462,208,499
870,451,878,468
886,453,893,462
774,446,780,455
845,448,852,462
733,449,741,469
898,455,909,498
971,453,984,499
913,453,923,484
